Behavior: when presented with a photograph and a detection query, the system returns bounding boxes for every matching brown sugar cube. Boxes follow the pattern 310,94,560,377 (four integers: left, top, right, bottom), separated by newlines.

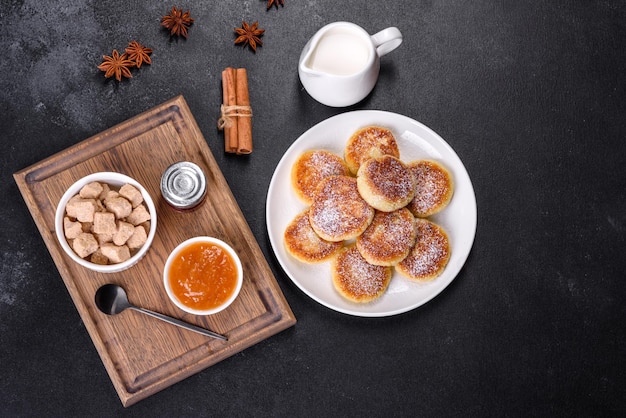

103,190,119,201
119,184,144,208
90,249,109,265
93,211,116,235
66,198,97,223
113,221,135,246
126,204,151,226
100,243,131,263
79,182,104,199
63,217,83,240
65,195,83,218
104,197,132,219
126,225,148,249
95,199,106,212
98,182,111,200
94,232,113,245
140,221,151,234
71,232,99,258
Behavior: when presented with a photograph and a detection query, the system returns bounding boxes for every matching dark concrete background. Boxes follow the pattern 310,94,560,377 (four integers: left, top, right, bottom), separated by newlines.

1,0,625,416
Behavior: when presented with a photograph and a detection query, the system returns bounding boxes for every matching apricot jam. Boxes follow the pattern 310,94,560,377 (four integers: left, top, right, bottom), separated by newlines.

167,241,239,311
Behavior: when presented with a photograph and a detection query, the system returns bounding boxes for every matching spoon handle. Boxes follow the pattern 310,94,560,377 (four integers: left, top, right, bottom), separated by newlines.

131,306,228,341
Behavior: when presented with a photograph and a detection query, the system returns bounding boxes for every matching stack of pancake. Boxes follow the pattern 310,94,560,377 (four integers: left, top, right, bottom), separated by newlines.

284,126,454,304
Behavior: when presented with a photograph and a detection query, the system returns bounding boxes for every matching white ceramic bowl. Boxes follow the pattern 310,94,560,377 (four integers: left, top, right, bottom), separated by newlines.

163,237,243,315
54,172,157,273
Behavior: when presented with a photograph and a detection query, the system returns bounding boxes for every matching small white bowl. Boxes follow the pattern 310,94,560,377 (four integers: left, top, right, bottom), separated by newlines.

55,172,157,273
163,237,243,315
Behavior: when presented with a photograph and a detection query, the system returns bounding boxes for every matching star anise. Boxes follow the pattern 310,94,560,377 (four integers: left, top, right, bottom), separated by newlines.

97,49,134,81
234,21,265,52
161,7,194,38
125,41,152,68
267,0,285,9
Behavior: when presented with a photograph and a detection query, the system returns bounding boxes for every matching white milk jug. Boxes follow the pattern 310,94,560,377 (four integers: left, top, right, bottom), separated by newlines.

299,22,402,107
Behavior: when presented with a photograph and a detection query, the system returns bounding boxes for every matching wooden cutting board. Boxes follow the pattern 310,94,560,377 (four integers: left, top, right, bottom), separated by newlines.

13,96,296,407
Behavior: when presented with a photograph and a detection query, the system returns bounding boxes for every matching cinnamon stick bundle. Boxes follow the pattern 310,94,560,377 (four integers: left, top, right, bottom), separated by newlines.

219,67,253,154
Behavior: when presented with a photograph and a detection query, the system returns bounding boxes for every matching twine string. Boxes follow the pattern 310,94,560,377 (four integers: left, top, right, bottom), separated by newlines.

217,104,253,129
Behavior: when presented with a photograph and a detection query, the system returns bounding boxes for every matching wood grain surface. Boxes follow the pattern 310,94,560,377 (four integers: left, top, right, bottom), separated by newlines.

13,96,296,406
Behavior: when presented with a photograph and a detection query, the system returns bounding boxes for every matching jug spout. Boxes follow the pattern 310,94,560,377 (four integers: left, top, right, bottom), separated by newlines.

299,66,325,78
298,37,325,77
299,64,324,79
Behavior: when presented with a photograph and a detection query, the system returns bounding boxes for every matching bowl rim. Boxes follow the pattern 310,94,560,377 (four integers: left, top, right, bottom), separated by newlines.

163,236,244,315
54,172,157,273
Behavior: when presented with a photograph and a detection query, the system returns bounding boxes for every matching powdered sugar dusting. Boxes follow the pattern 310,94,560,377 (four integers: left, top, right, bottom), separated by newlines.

308,150,347,177
397,219,450,281
309,176,374,240
407,160,453,217
284,210,342,262
345,126,400,173
361,156,415,201
332,245,392,301
293,150,349,203
357,208,416,265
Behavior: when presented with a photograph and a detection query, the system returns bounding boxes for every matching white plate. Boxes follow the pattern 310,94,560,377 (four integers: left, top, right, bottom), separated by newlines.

266,110,477,317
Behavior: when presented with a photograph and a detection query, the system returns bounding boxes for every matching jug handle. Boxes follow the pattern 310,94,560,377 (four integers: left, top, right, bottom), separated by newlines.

371,27,403,57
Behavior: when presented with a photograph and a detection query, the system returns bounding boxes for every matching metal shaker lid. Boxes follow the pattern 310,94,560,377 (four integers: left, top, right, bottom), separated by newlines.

160,162,207,210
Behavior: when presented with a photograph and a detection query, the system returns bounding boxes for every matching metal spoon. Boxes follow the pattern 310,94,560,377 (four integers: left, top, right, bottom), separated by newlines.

94,283,227,341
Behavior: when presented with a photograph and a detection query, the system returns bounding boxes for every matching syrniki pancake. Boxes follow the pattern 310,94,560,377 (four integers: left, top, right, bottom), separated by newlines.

356,155,416,212
309,175,375,242
356,208,417,266
344,126,400,174
284,209,343,263
396,218,450,282
332,244,393,303
406,160,454,218
291,150,350,205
